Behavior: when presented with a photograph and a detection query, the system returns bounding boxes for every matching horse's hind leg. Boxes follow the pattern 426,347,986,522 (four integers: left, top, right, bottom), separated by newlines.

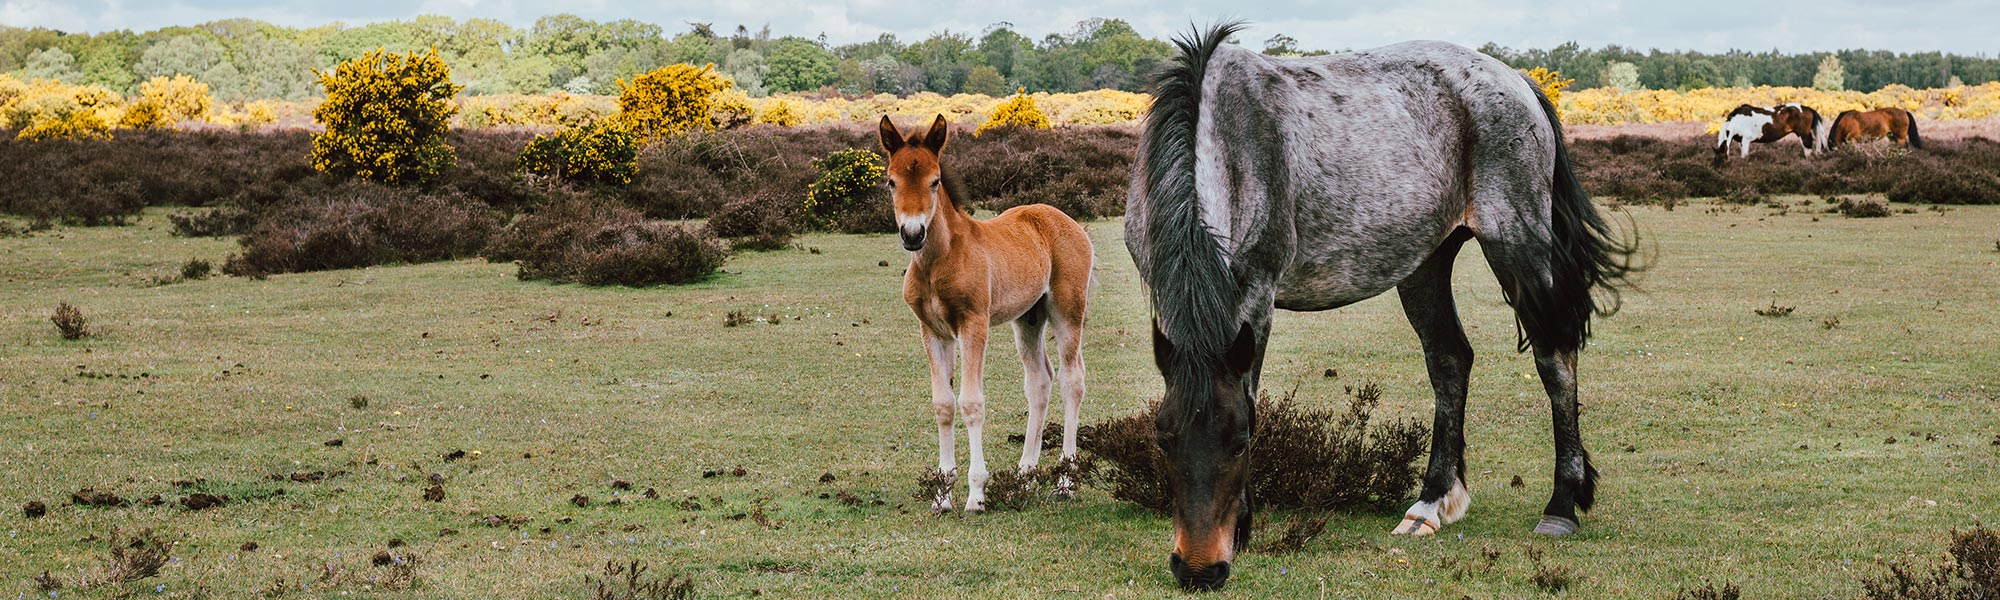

1390,229,1475,537
1479,241,1599,537
956,321,993,513
1012,300,1052,473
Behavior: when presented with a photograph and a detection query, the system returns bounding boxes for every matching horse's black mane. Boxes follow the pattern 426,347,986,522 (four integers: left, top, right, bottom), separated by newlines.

1142,22,1245,426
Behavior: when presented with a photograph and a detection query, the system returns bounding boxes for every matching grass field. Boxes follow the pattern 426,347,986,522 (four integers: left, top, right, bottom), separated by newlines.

3,199,1997,598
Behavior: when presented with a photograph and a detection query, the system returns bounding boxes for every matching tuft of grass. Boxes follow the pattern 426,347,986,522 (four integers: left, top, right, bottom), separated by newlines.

1671,580,1742,600
589,559,695,600
724,310,751,327
1754,301,1796,317
1527,546,1578,593
52,302,88,339
1256,513,1331,555
181,258,213,280
97,528,169,586
1823,316,1843,330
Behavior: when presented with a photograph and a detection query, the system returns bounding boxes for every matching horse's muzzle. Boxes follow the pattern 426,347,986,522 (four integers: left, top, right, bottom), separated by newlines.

899,225,926,251
1170,554,1231,591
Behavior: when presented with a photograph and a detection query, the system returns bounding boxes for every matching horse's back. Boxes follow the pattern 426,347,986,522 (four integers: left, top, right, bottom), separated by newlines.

1194,42,1555,309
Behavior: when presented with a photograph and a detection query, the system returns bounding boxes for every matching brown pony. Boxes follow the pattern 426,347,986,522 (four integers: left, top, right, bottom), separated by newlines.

880,115,1095,513
1829,107,1922,149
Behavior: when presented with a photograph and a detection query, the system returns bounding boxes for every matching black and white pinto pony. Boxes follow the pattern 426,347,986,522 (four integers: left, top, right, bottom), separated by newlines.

1714,103,1830,165
1126,23,1642,591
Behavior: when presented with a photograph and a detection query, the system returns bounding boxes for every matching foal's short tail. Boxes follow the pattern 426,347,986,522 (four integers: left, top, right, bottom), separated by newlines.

1522,78,1647,353
1905,113,1923,149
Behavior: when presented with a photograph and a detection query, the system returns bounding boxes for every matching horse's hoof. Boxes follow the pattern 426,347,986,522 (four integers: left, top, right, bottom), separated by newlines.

963,501,986,514
1533,516,1580,536
1391,515,1438,536
931,493,953,514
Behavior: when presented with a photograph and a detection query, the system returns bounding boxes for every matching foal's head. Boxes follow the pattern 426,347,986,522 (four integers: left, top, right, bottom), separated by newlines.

877,114,951,251
1153,321,1261,591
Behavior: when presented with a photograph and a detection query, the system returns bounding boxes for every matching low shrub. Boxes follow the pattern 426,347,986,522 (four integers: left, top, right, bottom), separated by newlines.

1838,197,1892,218
1859,525,1998,600
1078,380,1429,514
803,148,887,230
484,196,726,287
222,183,499,277
52,302,87,339
168,208,253,237
518,120,639,186
707,190,801,251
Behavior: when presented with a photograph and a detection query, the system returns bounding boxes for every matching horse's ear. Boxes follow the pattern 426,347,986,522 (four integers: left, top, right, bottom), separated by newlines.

1224,322,1259,373
921,114,949,153
878,116,904,154
1151,319,1174,374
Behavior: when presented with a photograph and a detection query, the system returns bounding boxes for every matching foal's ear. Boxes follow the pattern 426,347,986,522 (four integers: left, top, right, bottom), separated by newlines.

878,116,904,154
1151,319,1174,374
1224,322,1260,373
921,114,949,153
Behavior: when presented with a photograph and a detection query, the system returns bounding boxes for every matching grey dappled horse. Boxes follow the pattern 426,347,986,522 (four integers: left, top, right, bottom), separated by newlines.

1125,23,1642,591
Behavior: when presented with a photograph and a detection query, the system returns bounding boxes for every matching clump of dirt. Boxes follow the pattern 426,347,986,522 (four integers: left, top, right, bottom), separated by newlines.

1511,475,1526,488
612,479,632,490
70,488,126,508
423,484,445,502
818,472,837,483
324,439,344,447
442,449,466,462
240,541,259,552
700,466,748,478
372,550,394,566
23,500,46,518
724,310,751,327
140,495,163,506
180,493,226,511
349,395,369,409
33,571,61,593
642,488,660,499
571,494,592,507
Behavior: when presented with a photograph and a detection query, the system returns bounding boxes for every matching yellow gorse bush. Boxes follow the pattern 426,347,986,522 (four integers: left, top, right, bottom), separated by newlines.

310,47,463,185
517,120,639,186
3,75,118,141
121,75,214,129
754,97,804,127
1521,67,1575,108
617,63,734,143
976,88,1052,136
1563,82,2000,132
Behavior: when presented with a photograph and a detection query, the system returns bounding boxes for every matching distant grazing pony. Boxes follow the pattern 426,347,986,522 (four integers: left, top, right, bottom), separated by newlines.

880,115,1095,514
1713,103,1827,165
1829,107,1922,150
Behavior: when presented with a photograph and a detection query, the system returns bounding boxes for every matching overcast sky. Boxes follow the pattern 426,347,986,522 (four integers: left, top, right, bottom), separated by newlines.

2,0,1995,55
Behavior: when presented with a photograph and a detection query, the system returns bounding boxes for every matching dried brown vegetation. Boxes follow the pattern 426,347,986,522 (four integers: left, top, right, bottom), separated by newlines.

589,559,695,600
1077,380,1429,514
1860,525,1999,600
52,302,88,340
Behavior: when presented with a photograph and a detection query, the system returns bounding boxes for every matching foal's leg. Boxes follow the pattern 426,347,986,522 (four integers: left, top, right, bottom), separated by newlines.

1531,345,1596,536
957,322,992,513
1048,304,1087,496
1013,304,1052,473
1391,231,1475,536
923,330,959,512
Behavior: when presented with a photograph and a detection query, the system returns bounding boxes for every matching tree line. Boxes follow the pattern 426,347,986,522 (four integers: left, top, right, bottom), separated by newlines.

4,15,1995,101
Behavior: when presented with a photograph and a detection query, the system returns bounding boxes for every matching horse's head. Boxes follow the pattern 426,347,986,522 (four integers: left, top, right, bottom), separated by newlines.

1152,320,1261,591
877,114,950,251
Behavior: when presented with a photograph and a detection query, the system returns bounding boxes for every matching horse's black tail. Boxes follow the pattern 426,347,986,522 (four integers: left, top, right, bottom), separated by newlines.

1520,78,1646,353
1139,21,1244,359
1906,113,1923,149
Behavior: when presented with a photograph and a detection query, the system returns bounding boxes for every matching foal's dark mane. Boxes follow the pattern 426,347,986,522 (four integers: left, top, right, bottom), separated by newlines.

1142,22,1246,427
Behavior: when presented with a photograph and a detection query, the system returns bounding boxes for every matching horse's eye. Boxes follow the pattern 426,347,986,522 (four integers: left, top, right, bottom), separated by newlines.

1231,440,1250,458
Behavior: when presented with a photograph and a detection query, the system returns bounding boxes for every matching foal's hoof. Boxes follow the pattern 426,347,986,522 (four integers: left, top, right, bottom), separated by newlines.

1052,476,1077,499
1391,515,1439,536
930,493,953,514
962,500,986,514
1533,516,1581,536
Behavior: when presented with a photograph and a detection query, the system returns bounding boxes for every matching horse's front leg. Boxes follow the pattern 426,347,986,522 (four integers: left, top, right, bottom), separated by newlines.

923,330,959,513
957,321,992,513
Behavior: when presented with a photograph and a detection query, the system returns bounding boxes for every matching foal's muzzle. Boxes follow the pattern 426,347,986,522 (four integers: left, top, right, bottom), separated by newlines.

900,225,926,251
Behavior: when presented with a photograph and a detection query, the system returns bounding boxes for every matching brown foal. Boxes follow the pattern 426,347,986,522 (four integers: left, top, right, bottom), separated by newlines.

880,114,1094,512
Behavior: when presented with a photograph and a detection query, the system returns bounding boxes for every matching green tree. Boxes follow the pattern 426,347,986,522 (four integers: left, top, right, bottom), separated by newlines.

1604,61,1641,91
137,34,224,79
1813,54,1846,91
963,65,1005,96
21,47,80,82
765,37,836,93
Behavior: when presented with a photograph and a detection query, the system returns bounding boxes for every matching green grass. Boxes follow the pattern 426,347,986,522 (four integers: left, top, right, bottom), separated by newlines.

2,199,1996,598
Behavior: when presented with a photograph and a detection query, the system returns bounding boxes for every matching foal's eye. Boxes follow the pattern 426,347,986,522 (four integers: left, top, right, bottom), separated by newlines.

929,180,941,190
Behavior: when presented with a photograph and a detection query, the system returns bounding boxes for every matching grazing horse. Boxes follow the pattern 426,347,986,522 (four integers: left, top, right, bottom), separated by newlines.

880,115,1094,513
1126,24,1641,591
1713,103,1827,165
1829,107,1922,149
